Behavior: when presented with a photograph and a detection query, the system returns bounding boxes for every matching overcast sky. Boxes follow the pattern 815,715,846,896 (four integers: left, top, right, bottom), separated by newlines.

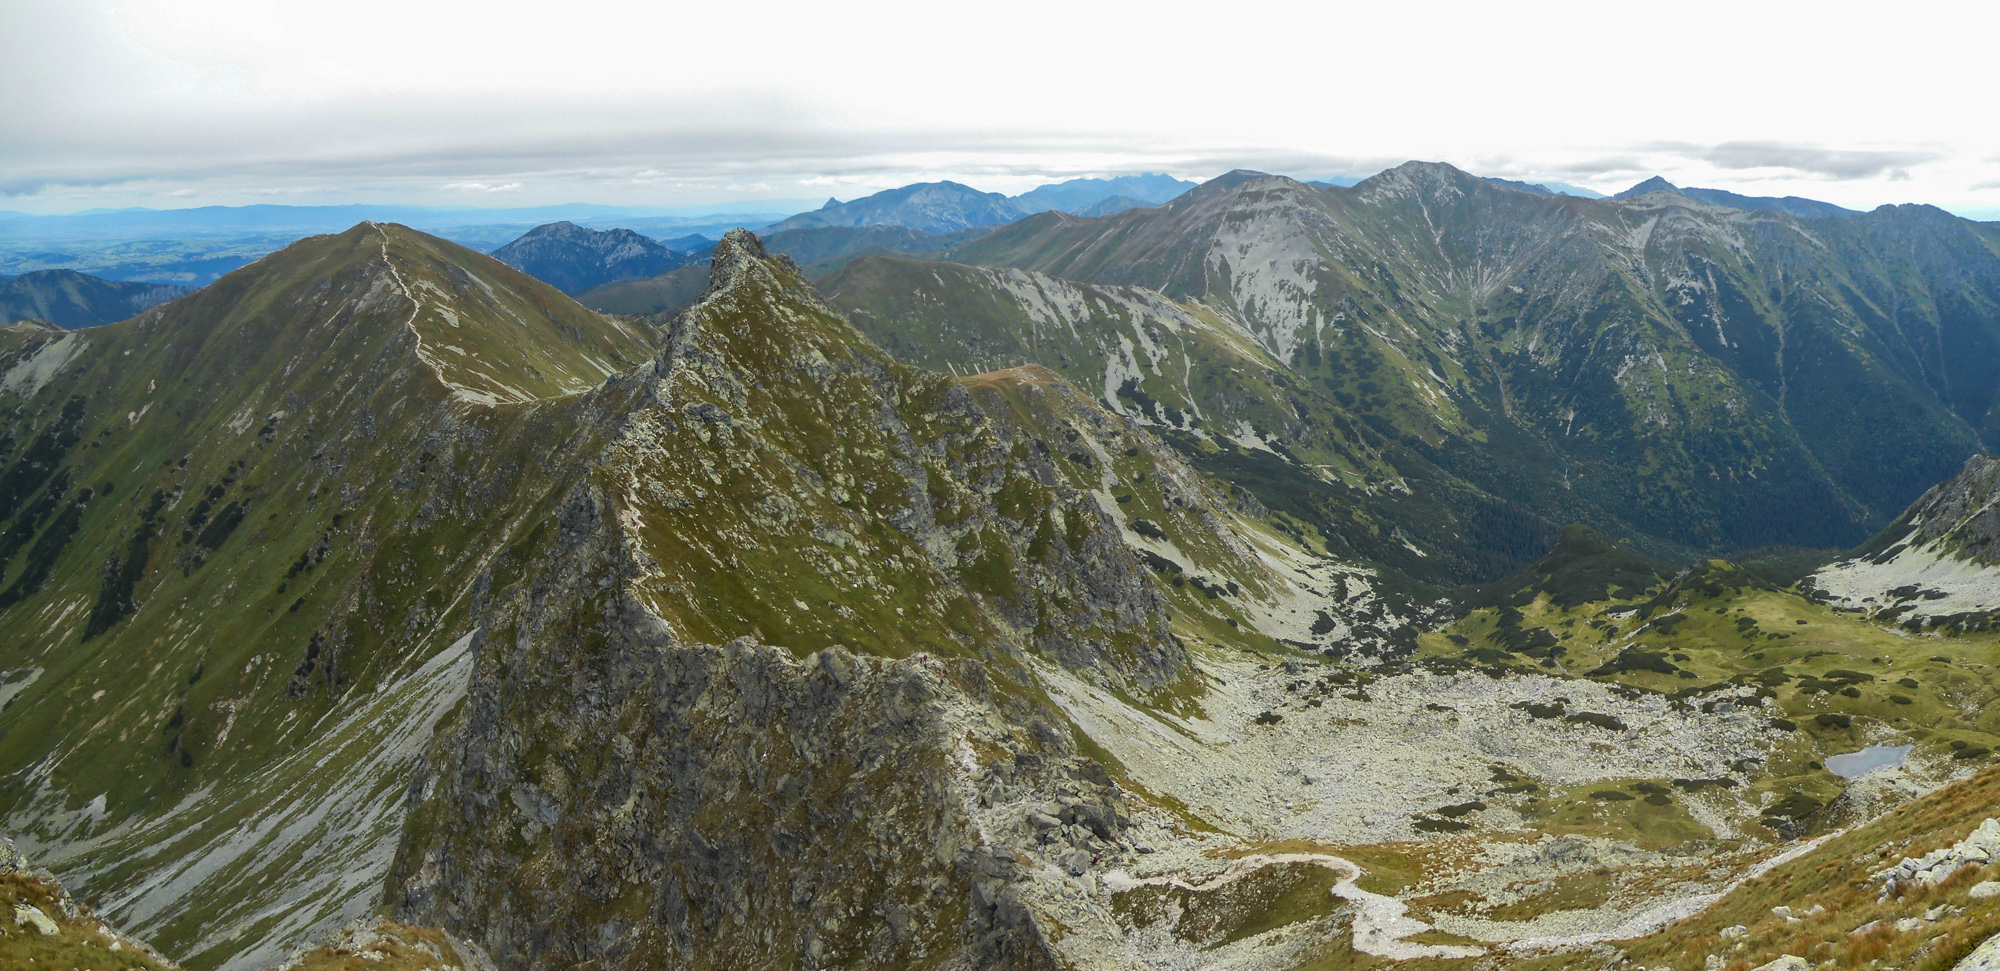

4,0,1997,216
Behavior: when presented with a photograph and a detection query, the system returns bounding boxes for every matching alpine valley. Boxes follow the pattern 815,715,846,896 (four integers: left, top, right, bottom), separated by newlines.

3,163,2000,971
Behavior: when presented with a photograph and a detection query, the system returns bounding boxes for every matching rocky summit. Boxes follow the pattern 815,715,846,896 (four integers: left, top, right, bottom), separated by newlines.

3,208,2000,971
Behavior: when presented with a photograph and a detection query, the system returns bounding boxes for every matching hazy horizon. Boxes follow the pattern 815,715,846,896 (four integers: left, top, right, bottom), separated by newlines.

4,166,1994,223
5,1,1998,220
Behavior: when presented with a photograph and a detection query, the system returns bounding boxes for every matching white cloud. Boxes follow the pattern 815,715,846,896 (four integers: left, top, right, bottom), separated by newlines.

2,0,1997,213
442,181,525,193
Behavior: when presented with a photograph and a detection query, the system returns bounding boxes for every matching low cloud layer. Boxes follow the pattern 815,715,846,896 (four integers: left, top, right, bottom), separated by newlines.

1679,142,1944,181
3,0,1996,214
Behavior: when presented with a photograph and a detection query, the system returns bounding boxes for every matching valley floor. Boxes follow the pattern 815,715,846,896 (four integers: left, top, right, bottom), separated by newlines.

1009,624,2000,971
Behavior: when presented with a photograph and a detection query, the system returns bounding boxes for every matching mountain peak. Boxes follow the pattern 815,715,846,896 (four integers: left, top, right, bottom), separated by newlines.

1351,160,1529,208
698,228,787,302
1178,169,1276,205
145,222,654,406
1615,176,1683,199
766,181,1028,234
490,221,683,294
1013,173,1197,214
1612,178,1858,219
1383,159,1474,178
1208,168,1273,185
1353,160,1492,196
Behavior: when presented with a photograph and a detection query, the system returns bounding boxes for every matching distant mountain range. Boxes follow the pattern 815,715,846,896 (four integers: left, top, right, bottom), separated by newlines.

0,204,800,286
1613,176,1858,219
1012,173,1196,213
0,269,191,328
0,202,812,241
519,162,2000,582
488,221,698,295
767,173,1201,236
880,162,2000,578
575,223,994,315
1481,176,1608,198
766,182,1033,234
0,171,1901,290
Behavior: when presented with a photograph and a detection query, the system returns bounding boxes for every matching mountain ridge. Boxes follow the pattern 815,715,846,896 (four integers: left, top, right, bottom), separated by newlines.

821,252,1562,588
1013,173,1195,213
1613,174,1861,219
936,161,2000,569
766,181,1031,234
0,221,655,967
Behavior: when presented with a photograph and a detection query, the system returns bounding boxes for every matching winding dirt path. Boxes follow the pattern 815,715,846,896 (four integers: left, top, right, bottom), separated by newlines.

1102,852,1484,961
371,223,485,404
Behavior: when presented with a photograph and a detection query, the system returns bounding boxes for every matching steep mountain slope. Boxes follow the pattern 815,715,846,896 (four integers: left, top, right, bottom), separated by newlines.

381,235,1419,968
0,222,653,969
766,182,1030,234
0,269,192,328
0,224,1382,970
944,162,2000,562
821,254,1559,585
488,221,686,294
1013,174,1195,214
1804,453,2000,630
391,234,1869,971
1,318,68,372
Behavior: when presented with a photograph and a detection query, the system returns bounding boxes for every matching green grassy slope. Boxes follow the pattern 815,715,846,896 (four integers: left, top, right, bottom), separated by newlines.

0,222,652,967
1368,767,2000,971
1418,535,2000,847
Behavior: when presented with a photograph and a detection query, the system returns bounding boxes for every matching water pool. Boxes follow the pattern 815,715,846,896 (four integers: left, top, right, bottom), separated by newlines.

1826,744,1913,779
